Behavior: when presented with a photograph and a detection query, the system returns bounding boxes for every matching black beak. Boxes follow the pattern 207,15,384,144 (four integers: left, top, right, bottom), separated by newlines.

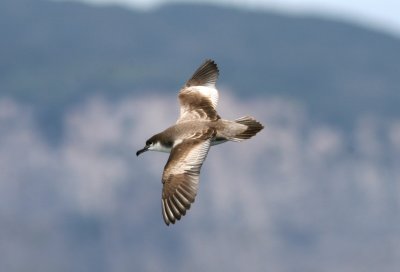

136,145,149,156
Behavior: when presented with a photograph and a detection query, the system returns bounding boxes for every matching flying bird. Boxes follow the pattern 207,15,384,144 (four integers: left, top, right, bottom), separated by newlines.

136,59,264,225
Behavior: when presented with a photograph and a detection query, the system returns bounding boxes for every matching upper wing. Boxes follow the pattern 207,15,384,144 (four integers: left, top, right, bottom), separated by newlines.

161,129,214,225
177,59,220,122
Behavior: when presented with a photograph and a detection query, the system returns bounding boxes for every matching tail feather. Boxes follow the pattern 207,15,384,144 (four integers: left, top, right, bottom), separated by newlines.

233,116,264,140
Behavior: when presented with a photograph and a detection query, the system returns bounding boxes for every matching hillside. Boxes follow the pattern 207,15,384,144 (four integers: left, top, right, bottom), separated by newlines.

1,0,400,129
1,1,400,271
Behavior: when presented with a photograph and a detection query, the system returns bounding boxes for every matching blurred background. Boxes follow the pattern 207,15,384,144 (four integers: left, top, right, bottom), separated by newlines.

1,0,400,271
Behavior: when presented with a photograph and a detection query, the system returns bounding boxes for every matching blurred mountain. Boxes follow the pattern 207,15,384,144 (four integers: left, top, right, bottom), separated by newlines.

1,0,400,134
2,1,400,271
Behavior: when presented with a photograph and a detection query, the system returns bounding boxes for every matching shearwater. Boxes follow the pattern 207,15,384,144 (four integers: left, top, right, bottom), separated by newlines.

137,59,264,225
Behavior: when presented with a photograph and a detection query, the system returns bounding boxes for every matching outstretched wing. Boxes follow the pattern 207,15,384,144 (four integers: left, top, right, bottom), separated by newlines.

161,129,214,225
177,59,220,122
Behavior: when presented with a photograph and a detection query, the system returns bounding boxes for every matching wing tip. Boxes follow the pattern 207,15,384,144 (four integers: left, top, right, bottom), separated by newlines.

162,192,195,226
186,59,219,87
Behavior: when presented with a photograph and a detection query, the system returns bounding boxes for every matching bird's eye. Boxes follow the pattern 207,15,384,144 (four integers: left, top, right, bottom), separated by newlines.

146,140,151,146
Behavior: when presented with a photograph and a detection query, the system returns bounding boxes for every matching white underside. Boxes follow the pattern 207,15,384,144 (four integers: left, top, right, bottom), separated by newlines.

148,138,226,153
195,86,219,109
148,142,172,153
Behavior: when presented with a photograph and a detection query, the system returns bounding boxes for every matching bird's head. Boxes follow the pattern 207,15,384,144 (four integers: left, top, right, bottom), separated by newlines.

136,136,155,156
137,133,173,156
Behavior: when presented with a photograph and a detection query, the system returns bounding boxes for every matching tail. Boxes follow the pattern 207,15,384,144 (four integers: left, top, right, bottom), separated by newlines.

232,116,264,141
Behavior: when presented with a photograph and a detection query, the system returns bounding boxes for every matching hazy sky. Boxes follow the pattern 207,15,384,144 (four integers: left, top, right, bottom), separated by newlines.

71,0,400,36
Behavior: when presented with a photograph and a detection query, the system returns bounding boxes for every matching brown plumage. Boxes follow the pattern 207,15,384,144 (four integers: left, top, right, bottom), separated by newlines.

136,59,264,225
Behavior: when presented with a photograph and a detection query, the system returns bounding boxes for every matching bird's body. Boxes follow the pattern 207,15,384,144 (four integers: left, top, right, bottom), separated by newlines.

137,59,264,225
147,118,253,151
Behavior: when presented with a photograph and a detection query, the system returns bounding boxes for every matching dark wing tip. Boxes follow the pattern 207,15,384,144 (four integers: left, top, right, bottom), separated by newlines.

186,59,219,87
162,187,196,226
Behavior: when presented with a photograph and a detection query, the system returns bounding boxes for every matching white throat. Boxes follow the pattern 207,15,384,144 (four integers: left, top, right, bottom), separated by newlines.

148,142,172,153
